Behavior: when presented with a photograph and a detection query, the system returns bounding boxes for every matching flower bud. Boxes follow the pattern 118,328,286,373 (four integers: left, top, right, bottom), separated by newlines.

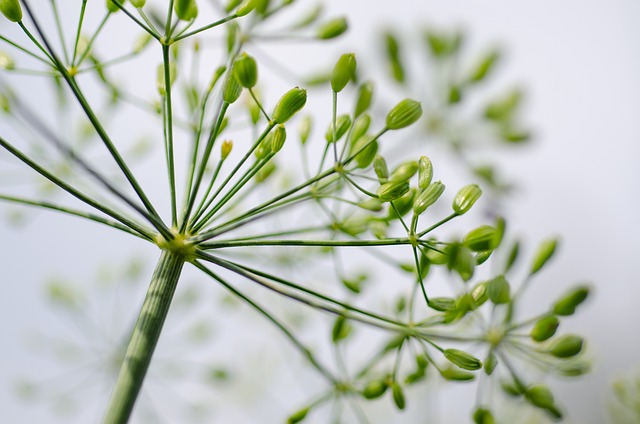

358,199,382,212
429,297,456,312
130,0,146,7
530,315,559,342
373,155,388,183
221,140,233,160
452,184,482,215
413,181,445,215
488,275,510,304
174,0,198,20
270,124,286,153
298,115,312,145
351,113,370,142
354,81,374,117
473,408,495,424
525,385,563,419
331,53,356,93
255,160,276,182
444,349,482,371
530,237,558,275
390,160,418,183
362,379,388,399
0,0,22,22
234,52,258,88
484,352,498,375
222,72,242,104
440,367,475,381
468,49,500,83
254,0,269,14
552,285,590,316
272,87,307,124
351,135,378,168
464,225,500,252
325,114,351,143
447,243,475,281
418,156,433,190
287,407,310,423
385,98,422,130
391,382,406,410
316,17,348,40
549,334,584,358
0,51,15,70
235,0,256,16
377,181,409,202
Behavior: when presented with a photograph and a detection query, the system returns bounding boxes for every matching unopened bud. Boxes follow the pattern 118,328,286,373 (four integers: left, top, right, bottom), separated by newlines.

488,275,510,304
385,98,422,130
325,114,351,143
351,113,370,142
331,53,356,93
0,51,15,70
530,237,558,275
130,0,146,7
174,0,198,20
553,286,590,316
530,315,559,342
464,225,500,252
354,81,374,117
362,379,388,399
428,297,456,312
549,334,584,358
221,140,233,160
373,155,388,183
235,0,256,16
484,352,498,375
316,17,348,40
351,135,378,168
234,52,258,88
413,181,445,215
0,0,22,22
106,0,126,13
390,160,418,183
444,349,482,371
377,181,409,202
287,406,310,424
440,368,475,381
391,382,406,410
222,72,242,104
418,156,433,190
270,124,286,153
452,184,482,215
272,87,307,124
525,385,556,410
473,408,495,424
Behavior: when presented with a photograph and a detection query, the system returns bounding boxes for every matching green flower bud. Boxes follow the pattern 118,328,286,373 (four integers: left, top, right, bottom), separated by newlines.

254,160,276,182
234,53,258,88
468,49,500,83
531,315,559,342
385,98,422,130
174,0,198,20
391,382,406,410
270,124,286,153
351,113,371,142
446,243,475,281
298,115,312,145
357,198,382,212
485,88,523,122
475,250,492,265
484,352,498,375
441,368,475,381
272,87,307,124
362,379,388,399
331,53,356,93
530,237,558,275
368,220,387,239
473,408,495,424
254,0,269,14
448,84,463,104
377,181,409,202
373,155,388,183
0,51,15,70
488,275,510,304
418,156,433,190
325,114,351,143
354,81,374,117
351,135,378,168
390,160,418,183
557,361,590,377
235,0,256,16
287,407,310,424
428,297,456,312
222,72,242,104
470,281,489,309
316,17,348,40
208,65,227,91
444,349,482,371
504,239,520,273
413,181,445,215
501,381,524,397
106,0,126,13
0,0,22,22
452,184,482,215
384,31,405,83
218,141,233,162
464,225,500,252
331,316,352,343
525,385,564,419
130,0,146,8
549,334,584,358
553,285,590,316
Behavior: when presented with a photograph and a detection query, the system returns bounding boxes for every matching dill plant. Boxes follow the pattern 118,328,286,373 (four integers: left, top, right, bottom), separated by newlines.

0,0,591,422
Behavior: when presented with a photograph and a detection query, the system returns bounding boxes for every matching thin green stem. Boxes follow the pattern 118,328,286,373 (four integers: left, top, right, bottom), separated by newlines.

75,13,110,67
71,0,89,66
0,35,52,66
162,44,178,227
174,14,239,41
103,250,185,424
50,0,70,64
200,237,412,250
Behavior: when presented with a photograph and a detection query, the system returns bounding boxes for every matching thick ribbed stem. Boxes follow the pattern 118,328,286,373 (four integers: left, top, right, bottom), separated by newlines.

102,250,185,424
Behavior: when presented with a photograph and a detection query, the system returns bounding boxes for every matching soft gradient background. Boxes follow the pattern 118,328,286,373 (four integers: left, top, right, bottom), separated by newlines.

1,0,639,422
